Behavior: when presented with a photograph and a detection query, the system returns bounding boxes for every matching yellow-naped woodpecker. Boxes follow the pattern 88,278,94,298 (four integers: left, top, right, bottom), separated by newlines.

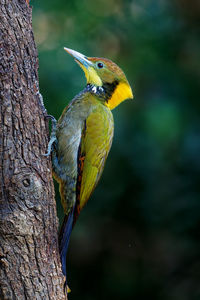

45,47,133,292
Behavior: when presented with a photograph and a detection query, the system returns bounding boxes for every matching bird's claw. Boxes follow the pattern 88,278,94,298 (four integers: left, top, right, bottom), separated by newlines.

45,114,57,122
43,136,57,156
44,115,57,156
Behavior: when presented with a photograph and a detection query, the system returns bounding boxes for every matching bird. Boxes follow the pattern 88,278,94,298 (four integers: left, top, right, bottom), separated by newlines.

45,47,133,292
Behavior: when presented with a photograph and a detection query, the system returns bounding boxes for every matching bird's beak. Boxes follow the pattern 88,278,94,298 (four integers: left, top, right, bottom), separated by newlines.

64,47,93,69
64,47,102,86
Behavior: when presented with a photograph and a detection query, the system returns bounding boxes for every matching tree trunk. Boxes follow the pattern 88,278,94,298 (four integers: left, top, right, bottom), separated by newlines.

0,0,67,299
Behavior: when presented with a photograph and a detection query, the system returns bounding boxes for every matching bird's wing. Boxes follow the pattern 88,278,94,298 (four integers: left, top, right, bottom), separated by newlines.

74,106,114,223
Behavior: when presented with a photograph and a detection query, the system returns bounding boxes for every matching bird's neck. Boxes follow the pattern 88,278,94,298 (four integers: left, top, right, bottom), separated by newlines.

85,83,105,96
85,81,119,103
84,80,133,110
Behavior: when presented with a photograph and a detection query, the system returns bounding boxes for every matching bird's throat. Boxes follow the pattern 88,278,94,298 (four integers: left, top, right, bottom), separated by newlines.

106,81,133,110
86,80,133,110
81,65,103,86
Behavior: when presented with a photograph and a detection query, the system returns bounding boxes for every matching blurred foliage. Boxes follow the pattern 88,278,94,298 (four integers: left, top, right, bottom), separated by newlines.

33,0,200,299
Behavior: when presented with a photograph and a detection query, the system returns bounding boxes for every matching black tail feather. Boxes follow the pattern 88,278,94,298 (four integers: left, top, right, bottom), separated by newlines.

59,209,74,280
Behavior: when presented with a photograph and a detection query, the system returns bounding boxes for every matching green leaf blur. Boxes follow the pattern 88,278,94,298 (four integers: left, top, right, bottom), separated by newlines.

33,0,200,299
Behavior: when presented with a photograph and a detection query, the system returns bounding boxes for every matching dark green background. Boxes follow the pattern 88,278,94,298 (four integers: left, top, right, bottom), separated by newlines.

33,0,200,299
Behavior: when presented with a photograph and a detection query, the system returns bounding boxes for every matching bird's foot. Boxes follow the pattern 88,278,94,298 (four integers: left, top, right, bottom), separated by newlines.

45,114,57,130
44,115,57,156
43,136,57,156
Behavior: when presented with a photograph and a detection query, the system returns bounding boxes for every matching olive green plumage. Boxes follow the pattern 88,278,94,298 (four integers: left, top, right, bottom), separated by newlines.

55,91,114,217
45,47,133,291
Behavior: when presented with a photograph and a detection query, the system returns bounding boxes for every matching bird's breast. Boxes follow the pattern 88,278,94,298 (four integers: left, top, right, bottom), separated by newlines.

54,93,114,181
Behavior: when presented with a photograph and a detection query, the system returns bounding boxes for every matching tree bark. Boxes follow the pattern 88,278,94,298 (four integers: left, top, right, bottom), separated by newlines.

0,0,67,299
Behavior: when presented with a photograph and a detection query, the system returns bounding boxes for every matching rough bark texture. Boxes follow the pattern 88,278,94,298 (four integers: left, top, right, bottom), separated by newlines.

0,0,67,299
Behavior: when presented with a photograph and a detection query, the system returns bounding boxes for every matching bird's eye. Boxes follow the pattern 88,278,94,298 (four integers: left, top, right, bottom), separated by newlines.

97,62,104,69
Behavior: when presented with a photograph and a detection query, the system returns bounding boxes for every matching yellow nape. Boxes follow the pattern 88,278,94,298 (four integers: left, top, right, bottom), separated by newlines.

106,82,133,110
81,65,103,86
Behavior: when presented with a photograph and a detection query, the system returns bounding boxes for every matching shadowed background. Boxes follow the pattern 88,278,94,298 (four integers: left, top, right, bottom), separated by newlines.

33,0,200,299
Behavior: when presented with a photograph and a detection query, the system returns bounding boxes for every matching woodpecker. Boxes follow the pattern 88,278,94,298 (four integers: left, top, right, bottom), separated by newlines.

45,47,133,292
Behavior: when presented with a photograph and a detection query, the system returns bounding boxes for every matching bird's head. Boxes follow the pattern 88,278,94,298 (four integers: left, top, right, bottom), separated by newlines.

64,47,133,110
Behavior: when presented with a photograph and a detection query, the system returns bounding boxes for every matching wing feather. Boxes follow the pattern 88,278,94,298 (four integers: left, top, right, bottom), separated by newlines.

74,106,114,223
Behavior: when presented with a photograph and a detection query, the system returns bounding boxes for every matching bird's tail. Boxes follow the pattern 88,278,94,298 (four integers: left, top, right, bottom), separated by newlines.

59,208,74,285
